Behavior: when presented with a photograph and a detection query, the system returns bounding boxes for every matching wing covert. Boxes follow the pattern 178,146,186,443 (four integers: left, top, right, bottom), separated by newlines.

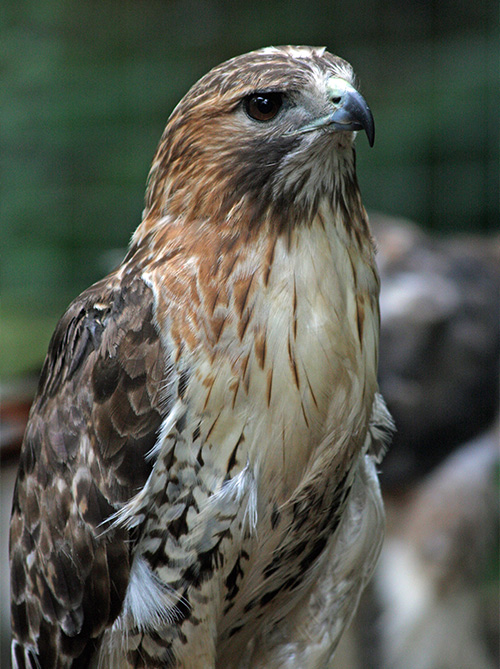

10,270,169,668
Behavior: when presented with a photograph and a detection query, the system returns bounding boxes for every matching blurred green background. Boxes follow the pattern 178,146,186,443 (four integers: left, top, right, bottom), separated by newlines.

1,0,498,378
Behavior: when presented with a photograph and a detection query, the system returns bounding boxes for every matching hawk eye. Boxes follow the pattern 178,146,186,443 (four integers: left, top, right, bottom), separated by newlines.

245,93,283,121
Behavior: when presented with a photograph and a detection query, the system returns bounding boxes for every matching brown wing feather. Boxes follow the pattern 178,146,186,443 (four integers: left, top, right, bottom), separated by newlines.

10,269,168,668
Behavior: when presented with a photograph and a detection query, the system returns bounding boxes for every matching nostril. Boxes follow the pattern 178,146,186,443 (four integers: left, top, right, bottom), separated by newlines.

331,96,342,104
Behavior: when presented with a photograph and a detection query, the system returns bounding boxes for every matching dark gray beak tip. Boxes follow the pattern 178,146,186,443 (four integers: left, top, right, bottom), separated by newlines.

365,112,375,147
348,92,375,147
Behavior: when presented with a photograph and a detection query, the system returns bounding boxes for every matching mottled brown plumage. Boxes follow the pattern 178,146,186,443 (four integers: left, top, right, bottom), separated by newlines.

10,46,393,668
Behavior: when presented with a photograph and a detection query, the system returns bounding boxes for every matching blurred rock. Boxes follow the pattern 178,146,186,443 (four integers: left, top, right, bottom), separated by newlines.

376,425,499,669
372,214,500,489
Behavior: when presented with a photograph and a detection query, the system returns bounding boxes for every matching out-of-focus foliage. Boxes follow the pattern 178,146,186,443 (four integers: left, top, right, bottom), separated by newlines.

1,0,498,377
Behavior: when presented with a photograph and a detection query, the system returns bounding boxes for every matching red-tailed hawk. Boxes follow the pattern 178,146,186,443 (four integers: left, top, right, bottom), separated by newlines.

10,46,393,668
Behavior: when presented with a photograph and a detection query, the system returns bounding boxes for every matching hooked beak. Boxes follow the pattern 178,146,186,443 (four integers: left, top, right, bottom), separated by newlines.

292,77,375,147
327,77,375,147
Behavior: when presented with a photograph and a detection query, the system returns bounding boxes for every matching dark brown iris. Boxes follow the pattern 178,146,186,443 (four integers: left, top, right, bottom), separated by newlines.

245,93,283,121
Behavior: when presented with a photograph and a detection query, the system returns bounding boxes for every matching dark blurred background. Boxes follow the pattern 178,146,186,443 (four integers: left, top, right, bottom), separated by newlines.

1,1,498,667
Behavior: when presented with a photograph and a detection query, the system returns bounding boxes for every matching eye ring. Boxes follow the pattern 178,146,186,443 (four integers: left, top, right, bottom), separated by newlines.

244,92,283,121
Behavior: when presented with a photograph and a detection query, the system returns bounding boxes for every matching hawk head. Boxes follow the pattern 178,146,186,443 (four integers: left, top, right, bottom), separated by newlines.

143,46,374,232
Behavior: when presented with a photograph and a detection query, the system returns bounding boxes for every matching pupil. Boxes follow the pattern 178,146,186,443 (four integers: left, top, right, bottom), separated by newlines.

258,97,273,112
